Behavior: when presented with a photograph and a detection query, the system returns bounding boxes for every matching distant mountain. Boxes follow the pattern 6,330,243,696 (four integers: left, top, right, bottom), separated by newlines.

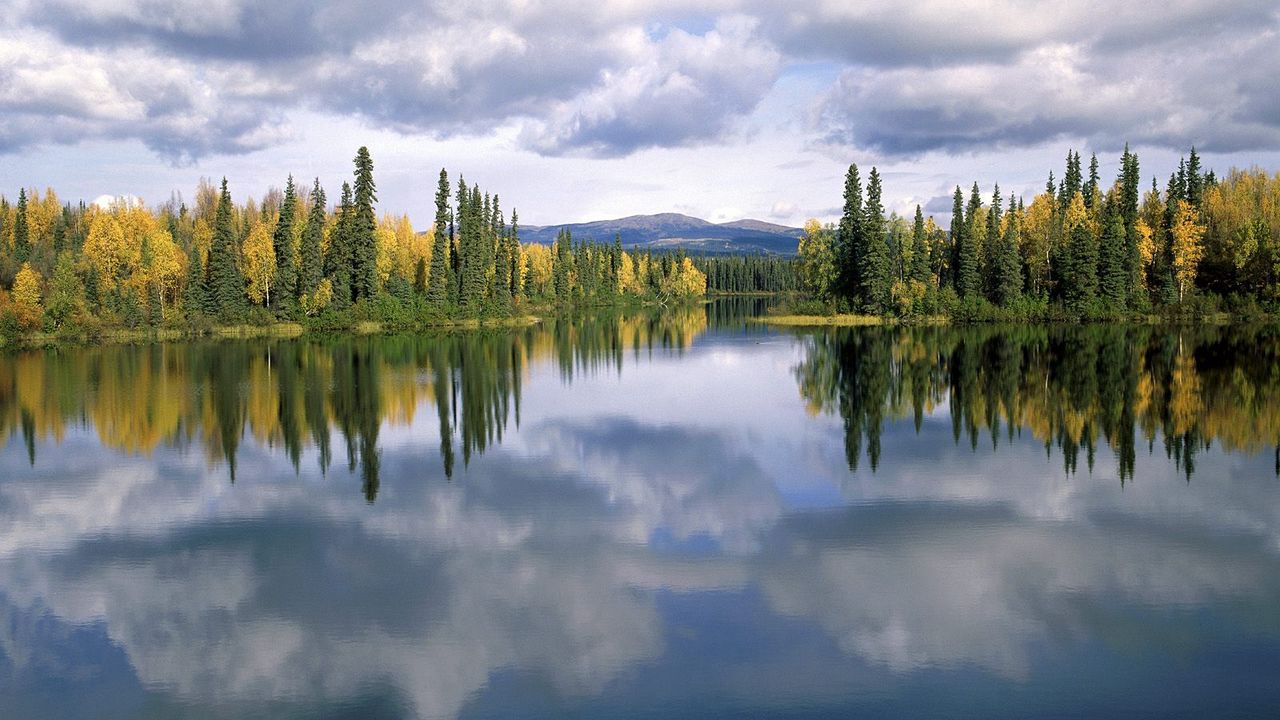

519,213,801,255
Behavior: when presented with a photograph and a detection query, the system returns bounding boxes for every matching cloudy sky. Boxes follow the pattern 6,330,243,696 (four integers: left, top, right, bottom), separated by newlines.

2,0,1279,227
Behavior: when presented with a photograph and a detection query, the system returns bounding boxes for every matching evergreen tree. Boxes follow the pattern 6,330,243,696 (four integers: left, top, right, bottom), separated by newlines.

859,168,890,312
956,184,981,298
427,169,453,307
1061,150,1082,207
1098,203,1128,308
1065,221,1098,312
14,188,31,267
554,229,572,302
952,186,979,297
207,178,245,318
910,205,930,285
182,245,206,317
509,210,522,300
985,184,1002,295
351,147,378,301
1119,145,1143,301
837,164,863,304
272,175,298,312
326,182,354,308
1185,146,1204,208
298,179,326,300
1084,152,1100,209
995,206,1022,306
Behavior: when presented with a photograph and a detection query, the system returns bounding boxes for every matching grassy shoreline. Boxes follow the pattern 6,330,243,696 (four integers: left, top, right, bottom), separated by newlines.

756,311,1245,327
4,315,544,350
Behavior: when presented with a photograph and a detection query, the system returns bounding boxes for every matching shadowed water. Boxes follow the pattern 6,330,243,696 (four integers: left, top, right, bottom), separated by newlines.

1,303,1278,719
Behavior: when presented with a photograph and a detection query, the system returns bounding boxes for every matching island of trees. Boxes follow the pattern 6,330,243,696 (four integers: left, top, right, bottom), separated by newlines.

797,147,1280,320
0,146,712,343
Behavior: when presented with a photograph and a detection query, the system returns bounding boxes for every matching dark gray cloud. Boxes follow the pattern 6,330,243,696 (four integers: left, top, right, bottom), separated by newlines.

1,0,1278,162
811,4,1280,156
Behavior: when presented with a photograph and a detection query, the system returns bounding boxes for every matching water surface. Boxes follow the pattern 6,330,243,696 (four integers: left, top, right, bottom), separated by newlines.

2,304,1279,718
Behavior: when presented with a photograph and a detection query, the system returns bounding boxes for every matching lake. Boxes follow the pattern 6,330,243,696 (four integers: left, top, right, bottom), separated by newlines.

2,302,1279,719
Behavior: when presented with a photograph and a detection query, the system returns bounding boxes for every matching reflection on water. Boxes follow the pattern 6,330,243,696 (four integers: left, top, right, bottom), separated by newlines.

1,305,1279,719
795,324,1280,481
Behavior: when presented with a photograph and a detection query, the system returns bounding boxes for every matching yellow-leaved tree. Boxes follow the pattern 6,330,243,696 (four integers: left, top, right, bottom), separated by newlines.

661,257,707,298
242,223,276,307
82,212,137,293
522,243,553,297
12,262,43,329
797,219,836,301
1170,202,1206,301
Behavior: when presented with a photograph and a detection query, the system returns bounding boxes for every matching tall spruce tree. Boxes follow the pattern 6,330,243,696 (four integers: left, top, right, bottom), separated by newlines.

272,176,298,311
351,147,378,301
957,184,983,299
427,169,453,307
952,186,979,297
837,164,863,305
985,184,1002,296
859,168,890,312
1185,147,1204,208
1118,145,1142,302
910,205,930,285
14,188,30,265
1084,153,1100,209
995,207,1022,307
509,210,522,300
299,179,325,301
326,182,354,308
207,178,244,318
1065,220,1098,312
1098,202,1128,308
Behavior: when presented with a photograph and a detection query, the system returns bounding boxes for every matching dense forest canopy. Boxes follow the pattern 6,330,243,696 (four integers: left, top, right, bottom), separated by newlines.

798,147,1280,318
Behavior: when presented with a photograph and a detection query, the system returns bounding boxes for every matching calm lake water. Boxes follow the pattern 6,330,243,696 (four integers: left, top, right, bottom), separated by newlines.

2,301,1279,719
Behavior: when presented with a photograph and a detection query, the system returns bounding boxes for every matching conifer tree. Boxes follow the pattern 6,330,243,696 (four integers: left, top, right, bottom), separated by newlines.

272,176,298,311
207,178,244,317
859,168,890,312
509,210,522,300
183,245,206,316
952,186,979,298
1065,220,1098,312
1185,147,1203,208
985,184,1002,295
326,182,354,308
837,164,863,304
995,206,1022,307
1084,153,1100,208
910,205,930,285
427,169,452,307
298,179,325,300
351,147,378,301
14,188,30,265
957,184,983,299
1098,203,1128,308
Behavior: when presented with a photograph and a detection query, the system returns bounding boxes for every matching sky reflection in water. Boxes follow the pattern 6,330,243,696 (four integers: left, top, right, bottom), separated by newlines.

1,306,1278,719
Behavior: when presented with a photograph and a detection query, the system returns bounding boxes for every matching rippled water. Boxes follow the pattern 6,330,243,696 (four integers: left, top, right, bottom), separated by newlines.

2,303,1279,718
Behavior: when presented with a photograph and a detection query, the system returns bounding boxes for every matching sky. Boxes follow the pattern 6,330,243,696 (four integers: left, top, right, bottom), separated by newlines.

2,0,1279,228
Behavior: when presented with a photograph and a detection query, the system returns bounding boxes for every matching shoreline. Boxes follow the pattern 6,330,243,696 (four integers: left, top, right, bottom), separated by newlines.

3,315,544,350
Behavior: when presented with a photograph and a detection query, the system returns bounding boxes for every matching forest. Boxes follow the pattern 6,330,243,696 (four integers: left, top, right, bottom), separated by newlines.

0,147,713,341
798,147,1280,319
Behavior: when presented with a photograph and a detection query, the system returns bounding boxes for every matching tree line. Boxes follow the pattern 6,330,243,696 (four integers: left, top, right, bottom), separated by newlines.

798,147,1280,318
694,255,799,294
0,147,708,337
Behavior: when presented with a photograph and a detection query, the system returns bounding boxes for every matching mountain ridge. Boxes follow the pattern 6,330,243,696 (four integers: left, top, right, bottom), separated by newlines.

518,213,801,255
